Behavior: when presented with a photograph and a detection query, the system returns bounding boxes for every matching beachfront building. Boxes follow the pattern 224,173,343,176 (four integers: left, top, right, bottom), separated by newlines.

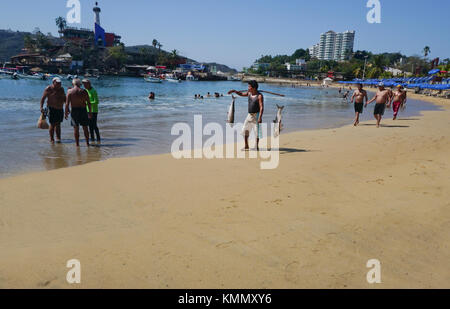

251,63,270,71
309,44,320,59
286,59,306,71
309,30,355,61
59,2,121,48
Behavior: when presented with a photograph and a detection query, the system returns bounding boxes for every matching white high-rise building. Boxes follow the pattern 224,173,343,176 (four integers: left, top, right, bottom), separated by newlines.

309,30,355,61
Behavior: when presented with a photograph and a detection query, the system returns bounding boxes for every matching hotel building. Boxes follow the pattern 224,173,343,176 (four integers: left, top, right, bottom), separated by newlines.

309,30,355,61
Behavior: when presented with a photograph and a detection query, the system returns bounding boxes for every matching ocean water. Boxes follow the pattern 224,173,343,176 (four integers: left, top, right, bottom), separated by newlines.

0,77,439,177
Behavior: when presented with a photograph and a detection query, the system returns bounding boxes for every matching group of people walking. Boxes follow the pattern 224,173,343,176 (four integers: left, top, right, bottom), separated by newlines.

40,77,101,147
350,82,407,127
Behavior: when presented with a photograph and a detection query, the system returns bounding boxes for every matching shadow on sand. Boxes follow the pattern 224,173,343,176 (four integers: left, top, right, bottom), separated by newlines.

361,124,410,128
258,148,315,154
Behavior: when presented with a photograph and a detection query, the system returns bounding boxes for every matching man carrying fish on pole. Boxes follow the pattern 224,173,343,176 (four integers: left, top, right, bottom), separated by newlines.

228,80,264,151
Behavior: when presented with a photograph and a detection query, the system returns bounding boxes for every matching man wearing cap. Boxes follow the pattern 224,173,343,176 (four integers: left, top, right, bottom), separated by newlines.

82,79,101,142
65,78,92,147
40,77,66,143
390,85,407,120
366,82,393,128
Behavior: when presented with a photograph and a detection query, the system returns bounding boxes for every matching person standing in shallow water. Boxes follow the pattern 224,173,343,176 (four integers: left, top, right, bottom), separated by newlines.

82,79,101,142
65,79,92,147
350,83,368,126
40,77,66,144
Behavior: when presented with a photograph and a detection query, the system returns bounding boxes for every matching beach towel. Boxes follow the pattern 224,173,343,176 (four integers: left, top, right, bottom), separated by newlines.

37,110,49,130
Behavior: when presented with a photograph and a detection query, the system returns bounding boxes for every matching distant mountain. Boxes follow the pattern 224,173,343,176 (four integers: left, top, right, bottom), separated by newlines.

0,29,28,62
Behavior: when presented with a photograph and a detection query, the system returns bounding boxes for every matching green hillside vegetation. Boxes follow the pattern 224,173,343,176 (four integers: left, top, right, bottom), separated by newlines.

250,48,449,79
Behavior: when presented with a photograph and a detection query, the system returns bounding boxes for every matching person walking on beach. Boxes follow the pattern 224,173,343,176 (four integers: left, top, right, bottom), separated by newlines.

366,82,393,128
350,83,368,126
65,79,92,147
390,85,407,120
228,80,264,151
40,77,66,144
82,79,101,142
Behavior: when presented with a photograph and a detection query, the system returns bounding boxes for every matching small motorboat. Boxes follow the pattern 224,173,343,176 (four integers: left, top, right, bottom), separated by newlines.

144,76,162,83
186,75,198,81
166,77,182,83
18,73,47,80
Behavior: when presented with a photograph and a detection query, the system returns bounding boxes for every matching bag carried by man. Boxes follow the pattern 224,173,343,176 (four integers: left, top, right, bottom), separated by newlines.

38,108,49,130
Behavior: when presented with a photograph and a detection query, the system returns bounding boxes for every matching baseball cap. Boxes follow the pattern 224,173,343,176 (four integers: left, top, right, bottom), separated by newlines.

52,77,61,83
378,82,384,87
82,79,90,83
396,84,403,88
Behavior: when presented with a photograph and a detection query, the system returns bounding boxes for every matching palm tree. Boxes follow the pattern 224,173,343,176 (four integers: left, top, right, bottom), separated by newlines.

353,67,362,79
157,42,163,53
23,34,35,51
55,17,67,35
171,49,178,58
423,46,431,59
152,39,158,49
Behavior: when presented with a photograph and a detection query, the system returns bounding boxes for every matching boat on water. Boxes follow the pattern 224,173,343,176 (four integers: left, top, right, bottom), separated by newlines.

186,75,198,81
66,74,83,80
144,76,163,83
227,76,241,81
85,69,101,80
18,73,47,80
166,77,182,83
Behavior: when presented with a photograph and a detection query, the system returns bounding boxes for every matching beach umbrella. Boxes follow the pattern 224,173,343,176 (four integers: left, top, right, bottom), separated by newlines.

428,69,440,75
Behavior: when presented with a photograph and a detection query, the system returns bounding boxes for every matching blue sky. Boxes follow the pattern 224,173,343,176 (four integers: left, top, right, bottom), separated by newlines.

1,0,449,70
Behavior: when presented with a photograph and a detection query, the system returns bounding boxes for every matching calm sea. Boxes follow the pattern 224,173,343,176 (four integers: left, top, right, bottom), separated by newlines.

0,77,439,177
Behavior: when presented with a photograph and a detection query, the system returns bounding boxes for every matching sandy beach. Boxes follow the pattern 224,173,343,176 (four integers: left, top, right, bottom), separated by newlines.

0,91,449,289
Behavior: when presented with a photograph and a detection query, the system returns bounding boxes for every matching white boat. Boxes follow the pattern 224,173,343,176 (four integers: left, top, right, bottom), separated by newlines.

18,73,47,80
166,77,181,83
186,75,198,81
144,76,162,83
227,76,241,81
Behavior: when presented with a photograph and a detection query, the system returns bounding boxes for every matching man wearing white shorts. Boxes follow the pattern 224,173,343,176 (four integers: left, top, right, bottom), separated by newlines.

228,80,264,150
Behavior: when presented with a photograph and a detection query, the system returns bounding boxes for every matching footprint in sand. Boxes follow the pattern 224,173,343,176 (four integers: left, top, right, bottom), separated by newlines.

271,199,283,206
366,179,384,185
216,241,235,249
285,261,301,283
37,277,57,287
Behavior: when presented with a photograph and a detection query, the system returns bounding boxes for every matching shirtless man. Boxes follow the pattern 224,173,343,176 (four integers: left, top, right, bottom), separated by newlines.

65,79,92,147
40,77,66,143
390,85,407,120
350,83,368,126
366,82,393,128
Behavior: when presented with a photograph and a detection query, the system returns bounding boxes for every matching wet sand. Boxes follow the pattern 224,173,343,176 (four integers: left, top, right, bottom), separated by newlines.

0,93,449,288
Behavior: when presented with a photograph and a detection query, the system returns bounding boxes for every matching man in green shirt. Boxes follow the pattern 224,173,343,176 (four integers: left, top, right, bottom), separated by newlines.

82,79,101,142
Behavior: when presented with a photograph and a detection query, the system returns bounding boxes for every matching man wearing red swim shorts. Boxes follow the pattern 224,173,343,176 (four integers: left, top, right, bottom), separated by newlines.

390,85,407,120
